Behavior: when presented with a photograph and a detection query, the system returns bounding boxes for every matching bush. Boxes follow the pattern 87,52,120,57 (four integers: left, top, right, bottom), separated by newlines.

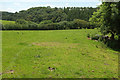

28,21,38,30
38,23,56,30
67,21,74,29
73,19,89,29
57,21,70,29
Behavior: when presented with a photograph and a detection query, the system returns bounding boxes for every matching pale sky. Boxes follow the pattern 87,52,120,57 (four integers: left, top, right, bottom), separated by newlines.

0,0,102,13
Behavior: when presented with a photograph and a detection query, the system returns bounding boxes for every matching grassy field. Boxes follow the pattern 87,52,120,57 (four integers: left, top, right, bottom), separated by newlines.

2,29,118,78
0,20,15,25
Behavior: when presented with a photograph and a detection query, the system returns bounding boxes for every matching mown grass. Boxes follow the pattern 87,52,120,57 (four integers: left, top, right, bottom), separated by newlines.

2,29,119,78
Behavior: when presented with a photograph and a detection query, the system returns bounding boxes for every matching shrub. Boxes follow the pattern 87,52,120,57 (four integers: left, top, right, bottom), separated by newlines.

28,21,38,30
67,21,74,29
57,21,70,29
73,19,89,29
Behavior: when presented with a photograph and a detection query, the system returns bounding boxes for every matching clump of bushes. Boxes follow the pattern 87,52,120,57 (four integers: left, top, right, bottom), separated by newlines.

87,33,120,50
73,19,89,29
87,33,109,41
28,21,38,30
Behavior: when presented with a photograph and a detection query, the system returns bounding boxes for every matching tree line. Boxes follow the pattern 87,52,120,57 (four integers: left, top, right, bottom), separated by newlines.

2,19,95,30
2,7,98,23
1,6,98,30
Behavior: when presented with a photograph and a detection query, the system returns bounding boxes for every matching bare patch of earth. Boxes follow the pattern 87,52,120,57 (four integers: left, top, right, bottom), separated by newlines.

32,42,79,48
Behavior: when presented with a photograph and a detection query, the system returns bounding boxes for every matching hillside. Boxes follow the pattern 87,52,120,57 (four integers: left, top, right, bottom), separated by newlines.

1,7,98,23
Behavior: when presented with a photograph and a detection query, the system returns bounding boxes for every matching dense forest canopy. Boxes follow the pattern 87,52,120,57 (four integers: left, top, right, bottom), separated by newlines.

1,6,98,23
1,6,99,30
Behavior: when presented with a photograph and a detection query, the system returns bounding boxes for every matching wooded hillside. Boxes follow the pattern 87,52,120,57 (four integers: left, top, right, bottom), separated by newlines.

1,7,98,23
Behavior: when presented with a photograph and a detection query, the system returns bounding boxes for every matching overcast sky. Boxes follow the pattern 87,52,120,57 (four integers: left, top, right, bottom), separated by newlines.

0,0,102,13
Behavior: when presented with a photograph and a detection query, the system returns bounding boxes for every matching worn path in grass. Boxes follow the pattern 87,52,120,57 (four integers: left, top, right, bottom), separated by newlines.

2,29,118,78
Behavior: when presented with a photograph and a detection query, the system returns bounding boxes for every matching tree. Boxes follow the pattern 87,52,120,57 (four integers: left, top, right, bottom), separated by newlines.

113,2,120,40
89,2,120,40
89,7,102,28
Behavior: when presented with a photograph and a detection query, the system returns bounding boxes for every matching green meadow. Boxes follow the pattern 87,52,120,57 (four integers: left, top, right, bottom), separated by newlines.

0,20,15,25
2,29,118,78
